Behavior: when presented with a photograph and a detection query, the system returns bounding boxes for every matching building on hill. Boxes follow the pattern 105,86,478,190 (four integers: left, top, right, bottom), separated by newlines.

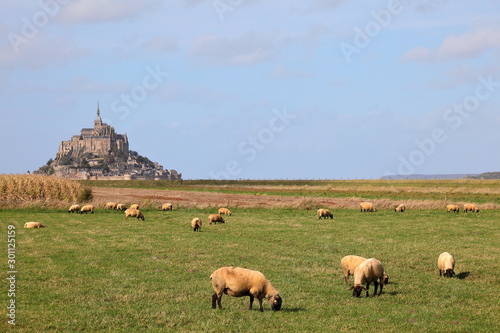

41,101,181,180
56,102,129,160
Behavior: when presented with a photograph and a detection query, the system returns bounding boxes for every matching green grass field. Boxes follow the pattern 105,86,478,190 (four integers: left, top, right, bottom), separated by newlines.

1,207,499,332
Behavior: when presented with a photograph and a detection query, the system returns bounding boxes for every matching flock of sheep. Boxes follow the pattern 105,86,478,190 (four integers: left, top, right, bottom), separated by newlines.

23,199,467,312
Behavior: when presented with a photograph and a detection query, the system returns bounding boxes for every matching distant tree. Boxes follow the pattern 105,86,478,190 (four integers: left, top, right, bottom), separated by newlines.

46,158,53,166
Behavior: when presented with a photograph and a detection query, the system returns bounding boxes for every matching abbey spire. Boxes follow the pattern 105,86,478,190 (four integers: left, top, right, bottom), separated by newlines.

94,100,102,127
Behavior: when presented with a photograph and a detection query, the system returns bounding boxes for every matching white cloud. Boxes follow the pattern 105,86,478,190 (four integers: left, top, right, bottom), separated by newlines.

402,27,500,62
190,32,276,66
58,0,161,24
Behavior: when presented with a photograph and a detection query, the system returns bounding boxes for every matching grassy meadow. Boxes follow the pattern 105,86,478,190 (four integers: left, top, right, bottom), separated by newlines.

1,206,499,332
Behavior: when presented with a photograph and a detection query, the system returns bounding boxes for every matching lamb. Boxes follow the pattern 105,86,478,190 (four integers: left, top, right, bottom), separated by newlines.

210,266,282,312
348,258,385,297
80,205,94,214
341,255,367,285
208,214,225,225
24,222,45,228
438,252,455,278
105,202,117,210
360,202,377,212
125,208,145,221
317,208,333,219
447,204,459,213
161,203,173,211
463,203,479,213
218,207,232,216
68,204,80,213
395,204,405,212
116,204,127,211
191,218,202,231
129,204,139,210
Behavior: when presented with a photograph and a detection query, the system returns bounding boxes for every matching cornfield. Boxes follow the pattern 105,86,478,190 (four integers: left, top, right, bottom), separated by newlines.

0,174,82,203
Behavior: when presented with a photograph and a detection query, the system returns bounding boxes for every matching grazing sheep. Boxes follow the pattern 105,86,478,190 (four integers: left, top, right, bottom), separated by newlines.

210,266,282,312
341,255,367,285
116,204,127,211
80,205,94,214
463,203,479,213
191,218,202,231
438,252,455,278
208,214,225,225
348,258,385,297
125,208,145,221
68,204,80,213
218,207,232,216
105,202,117,210
383,272,389,285
395,204,405,212
129,204,139,210
24,222,45,228
447,204,459,213
360,202,377,212
161,203,173,211
317,208,333,219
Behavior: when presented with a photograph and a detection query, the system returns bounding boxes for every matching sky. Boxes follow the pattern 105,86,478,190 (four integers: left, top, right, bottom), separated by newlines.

1,0,499,180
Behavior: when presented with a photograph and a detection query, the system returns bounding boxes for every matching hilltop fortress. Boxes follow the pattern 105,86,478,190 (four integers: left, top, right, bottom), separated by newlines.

39,102,181,181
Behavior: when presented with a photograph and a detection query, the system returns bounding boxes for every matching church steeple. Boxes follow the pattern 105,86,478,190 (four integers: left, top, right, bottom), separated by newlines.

94,100,102,127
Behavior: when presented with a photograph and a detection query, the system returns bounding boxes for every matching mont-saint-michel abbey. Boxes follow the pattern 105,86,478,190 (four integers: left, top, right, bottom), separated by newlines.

38,102,181,180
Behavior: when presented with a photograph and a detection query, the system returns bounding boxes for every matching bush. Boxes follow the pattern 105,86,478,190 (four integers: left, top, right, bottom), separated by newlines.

78,188,93,202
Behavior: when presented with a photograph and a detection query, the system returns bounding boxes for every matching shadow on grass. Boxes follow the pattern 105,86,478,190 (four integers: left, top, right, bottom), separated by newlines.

456,272,470,280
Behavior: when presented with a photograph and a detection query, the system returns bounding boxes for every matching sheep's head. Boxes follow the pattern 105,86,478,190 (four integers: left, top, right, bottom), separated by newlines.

348,285,366,297
270,295,282,311
383,273,389,285
444,269,455,278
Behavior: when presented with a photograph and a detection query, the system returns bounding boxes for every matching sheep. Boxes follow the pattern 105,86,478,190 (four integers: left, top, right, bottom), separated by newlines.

191,218,202,231
68,204,80,213
208,214,225,225
463,203,479,213
317,208,333,219
125,208,145,221
80,205,94,214
105,202,117,210
395,204,405,212
218,207,232,216
447,204,459,213
438,252,455,278
210,266,282,312
348,258,385,297
360,202,377,212
383,272,389,285
116,204,127,211
24,222,45,228
129,204,139,210
341,255,367,285
161,203,173,211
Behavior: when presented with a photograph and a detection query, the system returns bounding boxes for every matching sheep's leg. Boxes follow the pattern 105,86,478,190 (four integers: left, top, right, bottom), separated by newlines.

211,293,217,309
344,273,350,285
258,298,264,312
439,269,442,276
378,280,383,295
212,292,223,310
365,283,370,297
373,281,379,296
249,296,254,310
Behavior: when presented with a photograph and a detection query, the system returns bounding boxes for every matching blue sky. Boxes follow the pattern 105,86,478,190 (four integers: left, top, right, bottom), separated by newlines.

1,0,499,179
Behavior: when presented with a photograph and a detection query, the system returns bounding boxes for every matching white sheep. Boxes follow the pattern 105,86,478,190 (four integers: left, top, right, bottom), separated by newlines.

210,266,282,312
360,202,377,212
125,208,145,221
218,208,231,216
438,252,455,278
161,203,173,211
129,204,139,210
24,222,45,228
80,205,94,214
348,258,385,297
395,204,405,212
463,204,479,213
447,204,459,213
317,208,333,219
191,218,202,231
105,202,117,210
68,204,80,213
341,255,367,285
116,204,127,211
208,214,225,225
